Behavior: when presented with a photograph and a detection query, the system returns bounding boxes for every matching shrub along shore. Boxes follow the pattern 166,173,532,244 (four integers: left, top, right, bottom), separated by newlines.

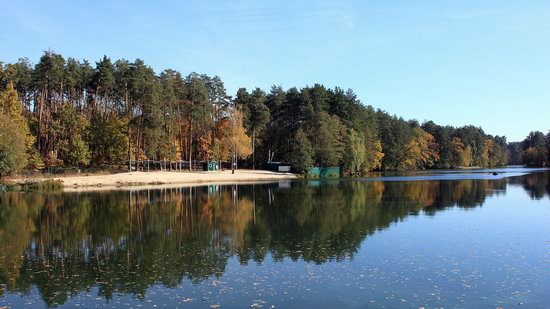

0,179,63,192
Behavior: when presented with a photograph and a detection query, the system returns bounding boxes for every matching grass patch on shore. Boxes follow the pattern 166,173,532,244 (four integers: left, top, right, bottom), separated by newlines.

0,179,64,192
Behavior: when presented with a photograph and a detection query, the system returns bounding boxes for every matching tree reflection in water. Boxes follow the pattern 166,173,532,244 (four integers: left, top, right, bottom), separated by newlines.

0,172,549,306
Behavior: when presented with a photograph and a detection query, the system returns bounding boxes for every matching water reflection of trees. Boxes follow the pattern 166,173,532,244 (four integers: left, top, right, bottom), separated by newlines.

509,172,550,199
0,172,548,306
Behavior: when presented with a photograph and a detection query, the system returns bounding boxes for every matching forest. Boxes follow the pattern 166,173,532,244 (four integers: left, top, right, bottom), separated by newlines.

1,51,549,177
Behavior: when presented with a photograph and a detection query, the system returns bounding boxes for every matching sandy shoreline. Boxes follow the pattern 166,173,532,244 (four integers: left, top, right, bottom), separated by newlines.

49,170,296,191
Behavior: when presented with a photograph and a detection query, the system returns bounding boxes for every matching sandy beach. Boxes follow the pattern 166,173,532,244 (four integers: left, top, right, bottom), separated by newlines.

50,169,296,190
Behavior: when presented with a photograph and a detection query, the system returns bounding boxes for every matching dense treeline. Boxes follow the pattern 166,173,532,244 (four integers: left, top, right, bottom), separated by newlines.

508,131,550,167
0,51,541,176
0,52,251,177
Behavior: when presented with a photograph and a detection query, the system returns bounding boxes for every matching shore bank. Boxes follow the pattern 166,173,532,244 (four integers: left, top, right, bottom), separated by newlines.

48,170,296,190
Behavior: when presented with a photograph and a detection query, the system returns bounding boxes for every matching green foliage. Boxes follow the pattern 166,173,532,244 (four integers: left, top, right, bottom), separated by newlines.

517,131,549,167
26,147,44,171
0,179,64,192
507,142,522,165
313,113,346,166
2,51,540,174
343,130,367,175
22,179,64,192
158,69,182,161
247,89,270,133
377,112,413,170
89,114,128,165
0,82,33,146
289,129,314,173
0,83,32,177
93,55,116,105
66,136,91,166
55,104,91,166
0,114,27,178
236,87,270,167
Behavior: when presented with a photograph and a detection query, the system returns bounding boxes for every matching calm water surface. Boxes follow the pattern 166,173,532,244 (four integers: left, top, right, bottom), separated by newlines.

1,169,549,308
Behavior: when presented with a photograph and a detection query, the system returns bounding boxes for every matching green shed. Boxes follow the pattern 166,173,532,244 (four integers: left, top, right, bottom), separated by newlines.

306,167,341,178
203,161,219,171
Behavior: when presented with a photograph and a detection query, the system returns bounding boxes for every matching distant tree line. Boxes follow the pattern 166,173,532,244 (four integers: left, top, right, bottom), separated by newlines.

0,51,546,176
508,131,550,167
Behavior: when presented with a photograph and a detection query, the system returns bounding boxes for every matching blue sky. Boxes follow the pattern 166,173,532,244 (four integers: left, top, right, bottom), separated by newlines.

2,0,549,141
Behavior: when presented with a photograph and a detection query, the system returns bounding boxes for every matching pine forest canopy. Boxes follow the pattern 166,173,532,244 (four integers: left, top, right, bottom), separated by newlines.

0,51,549,177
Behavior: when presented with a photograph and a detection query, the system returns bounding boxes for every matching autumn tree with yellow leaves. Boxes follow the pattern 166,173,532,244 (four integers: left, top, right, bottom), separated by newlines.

450,137,473,168
0,82,37,178
398,128,440,170
220,108,252,174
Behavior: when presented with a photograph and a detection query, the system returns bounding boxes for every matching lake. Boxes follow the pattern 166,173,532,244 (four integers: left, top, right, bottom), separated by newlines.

1,168,549,308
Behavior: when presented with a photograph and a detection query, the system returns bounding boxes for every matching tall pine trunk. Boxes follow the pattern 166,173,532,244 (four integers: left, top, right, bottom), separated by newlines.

126,88,132,172
252,129,255,170
189,121,193,171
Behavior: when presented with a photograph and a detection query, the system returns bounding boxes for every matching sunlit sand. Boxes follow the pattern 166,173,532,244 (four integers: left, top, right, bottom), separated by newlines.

53,170,296,189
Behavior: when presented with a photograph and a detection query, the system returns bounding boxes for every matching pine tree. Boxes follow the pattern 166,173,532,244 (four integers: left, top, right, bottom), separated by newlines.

289,129,314,174
245,88,270,169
